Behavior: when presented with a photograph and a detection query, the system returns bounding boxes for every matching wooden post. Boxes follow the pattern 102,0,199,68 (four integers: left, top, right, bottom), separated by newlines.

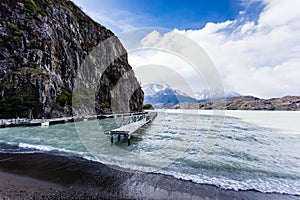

118,134,121,142
128,135,131,146
111,135,113,143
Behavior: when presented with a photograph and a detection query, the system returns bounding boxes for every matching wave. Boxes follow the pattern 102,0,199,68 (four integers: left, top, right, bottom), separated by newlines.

17,142,87,156
1,140,299,196
80,155,300,196
159,170,300,196
91,154,300,195
0,140,18,146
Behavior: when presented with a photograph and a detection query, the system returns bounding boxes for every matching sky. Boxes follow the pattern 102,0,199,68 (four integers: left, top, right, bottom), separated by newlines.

73,0,300,98
73,0,246,32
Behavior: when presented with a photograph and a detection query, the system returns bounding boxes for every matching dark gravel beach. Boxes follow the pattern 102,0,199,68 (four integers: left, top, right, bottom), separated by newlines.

0,153,299,200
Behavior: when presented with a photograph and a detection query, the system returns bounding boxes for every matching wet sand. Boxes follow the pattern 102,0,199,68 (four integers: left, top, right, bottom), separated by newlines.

0,152,299,200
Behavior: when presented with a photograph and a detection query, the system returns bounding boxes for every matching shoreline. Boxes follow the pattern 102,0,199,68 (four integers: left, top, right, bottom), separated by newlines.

0,152,299,199
0,111,151,129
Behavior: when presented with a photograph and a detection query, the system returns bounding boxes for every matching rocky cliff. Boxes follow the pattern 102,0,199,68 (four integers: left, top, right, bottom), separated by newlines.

173,96,300,111
0,0,144,118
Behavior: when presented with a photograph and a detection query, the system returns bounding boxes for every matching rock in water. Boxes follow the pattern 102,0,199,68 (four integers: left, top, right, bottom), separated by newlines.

0,0,144,118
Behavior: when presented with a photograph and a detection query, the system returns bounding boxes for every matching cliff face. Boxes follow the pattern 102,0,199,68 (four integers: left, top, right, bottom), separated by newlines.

0,0,144,118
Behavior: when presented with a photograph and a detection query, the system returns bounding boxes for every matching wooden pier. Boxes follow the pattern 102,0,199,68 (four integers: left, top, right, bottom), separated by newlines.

0,112,156,129
109,112,158,146
0,117,72,128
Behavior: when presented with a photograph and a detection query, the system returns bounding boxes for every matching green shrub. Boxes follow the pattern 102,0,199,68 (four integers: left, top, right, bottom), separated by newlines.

27,62,39,68
40,0,50,6
58,94,68,106
100,102,107,108
72,93,83,108
25,0,39,12
109,82,115,89
8,22,18,30
81,87,94,98
57,89,72,107
143,104,153,110
0,82,13,90
8,22,23,36
25,0,46,16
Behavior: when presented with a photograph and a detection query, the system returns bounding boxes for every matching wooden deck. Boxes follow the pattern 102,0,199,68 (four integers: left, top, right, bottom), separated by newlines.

0,111,157,130
109,112,158,146
0,113,147,128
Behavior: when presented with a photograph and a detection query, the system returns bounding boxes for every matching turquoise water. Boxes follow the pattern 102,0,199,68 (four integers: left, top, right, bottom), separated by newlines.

0,110,300,195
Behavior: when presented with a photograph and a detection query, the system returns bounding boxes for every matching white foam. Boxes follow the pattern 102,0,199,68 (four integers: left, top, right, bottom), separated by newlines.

83,155,99,162
81,154,300,195
18,142,82,155
158,170,300,195
0,140,18,146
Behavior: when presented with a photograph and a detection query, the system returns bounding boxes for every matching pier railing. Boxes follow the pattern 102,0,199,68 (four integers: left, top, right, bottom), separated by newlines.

0,111,157,129
109,111,158,146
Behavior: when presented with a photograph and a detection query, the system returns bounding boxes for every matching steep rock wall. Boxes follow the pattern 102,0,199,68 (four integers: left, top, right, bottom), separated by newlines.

0,0,144,118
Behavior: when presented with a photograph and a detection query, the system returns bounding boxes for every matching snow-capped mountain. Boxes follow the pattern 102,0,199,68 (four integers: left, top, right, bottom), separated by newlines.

142,83,240,108
194,89,211,101
194,89,240,101
224,91,240,99
143,83,198,108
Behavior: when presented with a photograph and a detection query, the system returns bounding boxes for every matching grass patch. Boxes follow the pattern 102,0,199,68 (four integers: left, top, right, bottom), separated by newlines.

27,61,39,68
11,36,21,43
72,93,83,108
143,104,153,110
25,0,39,12
0,82,37,118
40,0,50,6
25,0,46,16
12,67,50,80
57,89,72,107
8,22,23,36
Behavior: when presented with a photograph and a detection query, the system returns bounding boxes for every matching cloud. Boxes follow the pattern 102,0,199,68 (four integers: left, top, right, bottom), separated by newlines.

90,10,136,32
258,0,300,28
141,30,161,46
129,0,300,98
129,48,207,97
125,28,225,98
239,11,246,15
202,21,235,34
240,21,255,34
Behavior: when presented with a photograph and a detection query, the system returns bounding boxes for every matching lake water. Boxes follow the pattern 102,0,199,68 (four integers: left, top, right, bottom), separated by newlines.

0,110,300,195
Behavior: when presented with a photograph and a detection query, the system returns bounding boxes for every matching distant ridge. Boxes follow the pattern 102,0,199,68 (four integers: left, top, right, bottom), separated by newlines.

172,95,300,111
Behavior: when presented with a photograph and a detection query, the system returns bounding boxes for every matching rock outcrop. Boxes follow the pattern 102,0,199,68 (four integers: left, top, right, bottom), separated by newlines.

0,0,144,118
172,96,300,111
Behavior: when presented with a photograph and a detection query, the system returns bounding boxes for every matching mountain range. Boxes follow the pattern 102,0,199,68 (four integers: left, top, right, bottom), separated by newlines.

143,83,239,108
173,95,300,111
143,83,300,111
